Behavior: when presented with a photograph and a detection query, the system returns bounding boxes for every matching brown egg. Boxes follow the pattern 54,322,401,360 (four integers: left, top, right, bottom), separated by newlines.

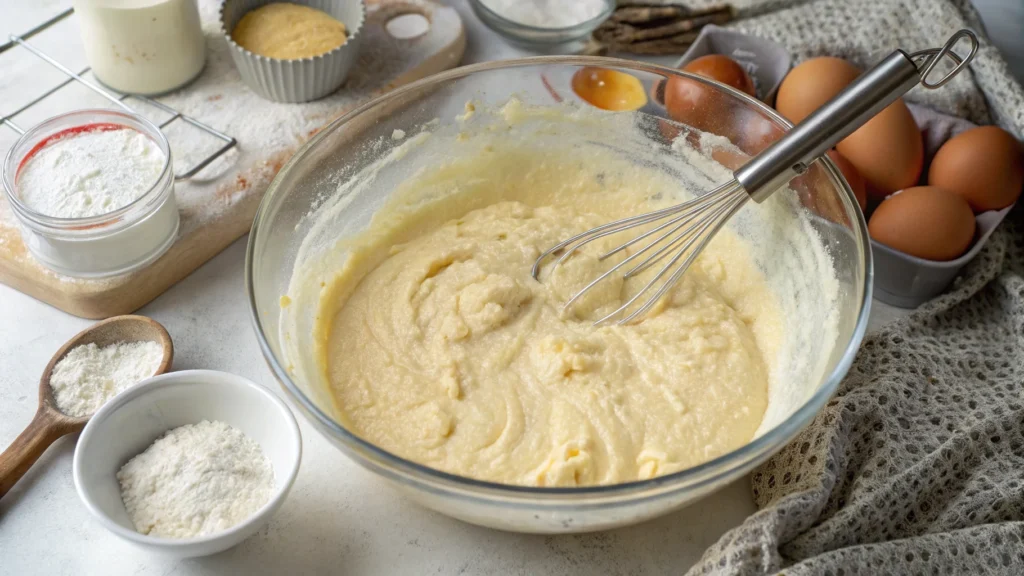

791,155,858,226
732,106,783,155
664,55,754,134
776,57,861,124
827,150,867,211
868,186,976,261
683,55,756,96
571,67,648,111
710,147,750,170
836,100,923,197
928,125,1024,212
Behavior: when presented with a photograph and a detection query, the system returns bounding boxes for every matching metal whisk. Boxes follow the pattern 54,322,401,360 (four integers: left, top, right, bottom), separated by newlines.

533,29,979,325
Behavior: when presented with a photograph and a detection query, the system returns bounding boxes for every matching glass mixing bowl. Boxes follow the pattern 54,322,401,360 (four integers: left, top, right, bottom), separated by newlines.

246,57,872,534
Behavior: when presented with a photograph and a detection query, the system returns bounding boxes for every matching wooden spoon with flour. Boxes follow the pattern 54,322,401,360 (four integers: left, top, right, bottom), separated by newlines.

0,315,173,499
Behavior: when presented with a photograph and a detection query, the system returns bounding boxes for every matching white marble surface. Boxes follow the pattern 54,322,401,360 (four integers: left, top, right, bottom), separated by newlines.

5,0,1019,573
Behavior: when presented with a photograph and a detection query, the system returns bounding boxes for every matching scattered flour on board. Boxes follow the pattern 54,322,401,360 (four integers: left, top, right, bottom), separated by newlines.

49,340,164,418
117,420,274,538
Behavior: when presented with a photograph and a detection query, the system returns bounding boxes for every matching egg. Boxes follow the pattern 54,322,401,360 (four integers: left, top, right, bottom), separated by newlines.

571,67,648,111
836,100,923,197
664,55,755,134
868,186,976,261
682,55,756,96
776,57,861,123
776,57,922,196
710,146,750,170
790,152,862,225
928,125,1024,212
732,106,782,155
827,150,867,211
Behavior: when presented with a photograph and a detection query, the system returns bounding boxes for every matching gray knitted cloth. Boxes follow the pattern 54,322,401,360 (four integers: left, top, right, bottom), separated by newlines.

664,0,1024,574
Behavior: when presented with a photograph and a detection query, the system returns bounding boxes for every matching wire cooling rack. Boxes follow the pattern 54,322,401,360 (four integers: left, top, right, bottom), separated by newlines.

0,8,236,181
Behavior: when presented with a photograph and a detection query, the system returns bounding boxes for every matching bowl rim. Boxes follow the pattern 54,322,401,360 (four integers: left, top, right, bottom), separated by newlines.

245,55,873,502
72,369,303,547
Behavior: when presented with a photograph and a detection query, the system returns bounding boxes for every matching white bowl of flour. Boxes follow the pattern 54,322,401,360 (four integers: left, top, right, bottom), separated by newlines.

72,370,301,558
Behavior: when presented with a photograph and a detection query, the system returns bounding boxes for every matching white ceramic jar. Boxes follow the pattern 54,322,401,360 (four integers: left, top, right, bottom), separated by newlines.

2,110,180,278
73,0,206,95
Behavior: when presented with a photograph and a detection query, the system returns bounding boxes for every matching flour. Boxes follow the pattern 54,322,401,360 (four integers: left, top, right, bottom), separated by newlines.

49,340,164,418
117,420,274,539
17,127,165,219
479,0,608,28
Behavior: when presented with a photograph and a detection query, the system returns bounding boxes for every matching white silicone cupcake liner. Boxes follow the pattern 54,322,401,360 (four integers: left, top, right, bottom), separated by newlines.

220,0,365,103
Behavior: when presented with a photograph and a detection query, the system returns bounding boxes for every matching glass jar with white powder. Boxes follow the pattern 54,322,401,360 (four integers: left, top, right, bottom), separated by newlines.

73,0,206,95
470,0,614,46
2,109,179,278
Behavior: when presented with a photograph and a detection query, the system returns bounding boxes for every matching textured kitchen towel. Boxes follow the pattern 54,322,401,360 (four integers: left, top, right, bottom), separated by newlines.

673,0,1024,574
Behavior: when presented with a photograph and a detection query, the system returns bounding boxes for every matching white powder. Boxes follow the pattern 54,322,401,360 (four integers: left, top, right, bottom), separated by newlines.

480,0,608,28
49,340,164,418
17,127,165,219
117,420,275,539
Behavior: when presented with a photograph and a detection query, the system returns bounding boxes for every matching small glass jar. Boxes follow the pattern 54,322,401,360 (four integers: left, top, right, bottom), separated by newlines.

73,0,206,95
2,110,180,278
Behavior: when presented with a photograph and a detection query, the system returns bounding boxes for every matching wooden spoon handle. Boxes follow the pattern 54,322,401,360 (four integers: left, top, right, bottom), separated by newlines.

0,408,67,499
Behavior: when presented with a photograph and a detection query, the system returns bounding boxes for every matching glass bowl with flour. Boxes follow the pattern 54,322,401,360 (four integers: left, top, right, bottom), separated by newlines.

2,109,179,277
247,58,872,533
469,0,614,46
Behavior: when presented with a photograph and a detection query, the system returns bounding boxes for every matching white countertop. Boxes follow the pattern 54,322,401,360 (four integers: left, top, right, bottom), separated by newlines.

0,1,940,573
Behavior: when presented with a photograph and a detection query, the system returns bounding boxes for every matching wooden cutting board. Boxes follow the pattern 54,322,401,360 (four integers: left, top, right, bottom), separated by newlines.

0,0,465,319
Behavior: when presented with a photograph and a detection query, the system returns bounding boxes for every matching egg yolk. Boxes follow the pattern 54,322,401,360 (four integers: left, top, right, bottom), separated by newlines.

571,67,648,112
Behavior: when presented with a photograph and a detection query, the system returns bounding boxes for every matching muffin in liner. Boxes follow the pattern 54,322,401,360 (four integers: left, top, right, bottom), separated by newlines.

221,0,365,103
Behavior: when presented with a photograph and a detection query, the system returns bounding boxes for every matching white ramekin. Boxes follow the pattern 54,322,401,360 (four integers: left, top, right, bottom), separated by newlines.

73,370,302,558
220,0,365,103
2,109,180,278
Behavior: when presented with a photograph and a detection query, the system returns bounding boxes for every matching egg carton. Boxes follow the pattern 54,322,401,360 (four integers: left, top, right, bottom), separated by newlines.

670,27,1011,308
673,24,791,105
872,104,1013,308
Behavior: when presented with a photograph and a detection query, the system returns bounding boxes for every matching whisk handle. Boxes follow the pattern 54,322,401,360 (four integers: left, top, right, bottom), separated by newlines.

736,50,920,202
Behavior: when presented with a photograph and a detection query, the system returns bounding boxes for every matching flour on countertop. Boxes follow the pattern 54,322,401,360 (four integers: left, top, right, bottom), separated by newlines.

49,340,163,418
18,128,165,219
117,420,274,539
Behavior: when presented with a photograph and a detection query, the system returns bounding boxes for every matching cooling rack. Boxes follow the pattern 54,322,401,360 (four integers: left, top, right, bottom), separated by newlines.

0,8,236,180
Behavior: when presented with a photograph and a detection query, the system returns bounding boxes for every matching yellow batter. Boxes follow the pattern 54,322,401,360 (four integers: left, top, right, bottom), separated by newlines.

232,3,347,60
314,130,784,487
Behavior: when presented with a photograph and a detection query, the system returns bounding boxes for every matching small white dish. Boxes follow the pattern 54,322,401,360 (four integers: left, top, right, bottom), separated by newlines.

73,370,302,558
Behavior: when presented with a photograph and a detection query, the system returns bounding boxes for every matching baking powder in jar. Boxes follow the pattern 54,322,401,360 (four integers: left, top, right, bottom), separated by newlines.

73,0,206,95
1,110,180,278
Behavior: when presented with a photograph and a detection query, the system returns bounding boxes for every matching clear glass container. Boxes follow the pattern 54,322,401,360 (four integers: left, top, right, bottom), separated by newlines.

73,0,206,95
2,109,179,278
246,57,872,533
469,0,615,48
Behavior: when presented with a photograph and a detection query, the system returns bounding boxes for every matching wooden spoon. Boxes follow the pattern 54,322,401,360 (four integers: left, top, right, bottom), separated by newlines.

0,315,173,499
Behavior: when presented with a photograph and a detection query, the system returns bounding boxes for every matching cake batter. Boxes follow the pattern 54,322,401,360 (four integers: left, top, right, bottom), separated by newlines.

231,3,347,60
314,135,785,487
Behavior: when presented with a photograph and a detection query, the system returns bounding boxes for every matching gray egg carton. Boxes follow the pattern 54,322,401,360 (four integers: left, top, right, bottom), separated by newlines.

671,28,1014,308
871,105,1014,308
673,24,791,104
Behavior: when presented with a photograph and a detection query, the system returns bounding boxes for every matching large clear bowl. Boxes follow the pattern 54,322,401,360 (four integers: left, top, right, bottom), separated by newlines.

246,57,872,534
